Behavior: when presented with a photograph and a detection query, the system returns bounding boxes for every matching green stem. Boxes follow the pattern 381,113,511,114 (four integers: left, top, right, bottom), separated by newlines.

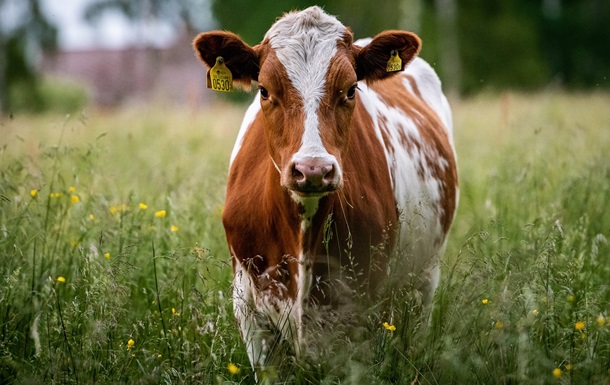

152,241,173,367
55,285,79,384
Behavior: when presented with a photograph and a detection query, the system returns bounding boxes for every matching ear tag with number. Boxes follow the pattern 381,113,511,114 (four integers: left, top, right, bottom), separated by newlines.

386,50,402,72
207,56,233,92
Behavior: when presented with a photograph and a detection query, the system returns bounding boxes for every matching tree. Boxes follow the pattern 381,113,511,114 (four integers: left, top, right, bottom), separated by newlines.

77,0,610,101
537,0,610,88
84,0,213,41
0,0,57,114
210,0,405,46
455,0,549,93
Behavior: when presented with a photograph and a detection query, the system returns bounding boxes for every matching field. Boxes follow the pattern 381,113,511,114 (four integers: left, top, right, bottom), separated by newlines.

1,92,609,384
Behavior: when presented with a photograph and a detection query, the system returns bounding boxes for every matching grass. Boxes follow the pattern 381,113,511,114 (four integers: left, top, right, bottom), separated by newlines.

0,92,609,384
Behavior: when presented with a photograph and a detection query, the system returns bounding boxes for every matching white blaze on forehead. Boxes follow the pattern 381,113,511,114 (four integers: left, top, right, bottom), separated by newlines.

265,6,346,156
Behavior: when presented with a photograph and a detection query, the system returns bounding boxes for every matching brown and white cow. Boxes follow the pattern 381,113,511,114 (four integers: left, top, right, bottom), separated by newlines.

194,6,458,371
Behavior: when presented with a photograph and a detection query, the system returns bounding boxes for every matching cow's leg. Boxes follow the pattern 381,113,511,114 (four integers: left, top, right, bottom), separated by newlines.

233,262,268,370
233,262,303,375
418,262,440,308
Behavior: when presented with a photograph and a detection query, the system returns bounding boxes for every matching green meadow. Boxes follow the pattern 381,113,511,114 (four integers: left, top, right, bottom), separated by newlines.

1,92,609,384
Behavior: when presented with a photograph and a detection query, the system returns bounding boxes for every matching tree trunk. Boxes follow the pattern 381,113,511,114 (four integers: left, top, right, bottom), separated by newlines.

434,0,461,93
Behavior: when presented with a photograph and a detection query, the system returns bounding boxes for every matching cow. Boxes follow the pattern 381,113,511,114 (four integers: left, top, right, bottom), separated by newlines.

193,6,458,374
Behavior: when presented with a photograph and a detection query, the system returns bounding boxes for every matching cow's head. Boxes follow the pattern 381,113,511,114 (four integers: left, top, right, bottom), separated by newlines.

194,6,420,200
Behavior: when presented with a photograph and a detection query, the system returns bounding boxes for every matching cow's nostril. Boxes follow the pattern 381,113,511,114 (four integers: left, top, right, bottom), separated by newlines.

322,165,335,183
292,164,306,183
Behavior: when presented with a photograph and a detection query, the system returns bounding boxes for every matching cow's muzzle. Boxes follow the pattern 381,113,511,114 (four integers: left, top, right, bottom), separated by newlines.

283,155,342,196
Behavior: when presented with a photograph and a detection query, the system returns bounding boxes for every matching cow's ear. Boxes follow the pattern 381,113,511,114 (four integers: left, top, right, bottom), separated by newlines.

354,30,421,82
193,31,260,89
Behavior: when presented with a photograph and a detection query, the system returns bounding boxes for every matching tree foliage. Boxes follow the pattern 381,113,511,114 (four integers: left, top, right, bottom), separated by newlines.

2,0,609,115
0,0,57,114
211,0,610,93
84,0,213,37
211,0,405,46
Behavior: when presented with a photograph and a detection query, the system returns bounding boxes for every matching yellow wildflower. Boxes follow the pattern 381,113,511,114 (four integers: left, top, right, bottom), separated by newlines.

481,298,489,305
227,363,240,375
56,276,66,283
567,295,575,303
139,203,147,210
89,214,95,221
30,189,38,198
155,210,166,218
172,307,180,316
69,186,75,193
157,354,162,359
171,225,178,232
495,320,504,329
127,339,135,350
104,252,110,260
552,368,562,378
575,321,585,331
532,309,539,316
383,322,396,331
71,195,79,204
50,192,63,199
597,315,605,327
109,204,128,214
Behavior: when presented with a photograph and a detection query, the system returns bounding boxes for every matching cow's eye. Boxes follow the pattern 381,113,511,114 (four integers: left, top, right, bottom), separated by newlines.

259,86,270,100
347,84,358,100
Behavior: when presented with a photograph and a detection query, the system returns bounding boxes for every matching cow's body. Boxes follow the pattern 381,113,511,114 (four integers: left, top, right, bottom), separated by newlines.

194,6,458,372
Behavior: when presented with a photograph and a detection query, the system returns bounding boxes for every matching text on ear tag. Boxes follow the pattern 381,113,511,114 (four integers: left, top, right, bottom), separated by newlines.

386,50,402,72
208,56,233,92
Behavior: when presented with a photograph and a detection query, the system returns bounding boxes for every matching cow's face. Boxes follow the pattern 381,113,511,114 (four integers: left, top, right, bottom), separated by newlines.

194,7,420,200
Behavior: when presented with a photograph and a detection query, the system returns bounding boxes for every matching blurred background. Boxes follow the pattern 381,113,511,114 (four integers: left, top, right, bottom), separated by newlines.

0,0,608,114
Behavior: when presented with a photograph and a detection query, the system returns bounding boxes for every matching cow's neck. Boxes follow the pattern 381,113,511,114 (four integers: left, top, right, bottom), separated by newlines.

264,158,330,250
286,192,336,315
287,194,335,256
257,160,336,303
290,194,320,232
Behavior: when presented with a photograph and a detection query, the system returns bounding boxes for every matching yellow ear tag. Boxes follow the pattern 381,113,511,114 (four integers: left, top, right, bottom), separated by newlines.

207,56,233,92
386,50,402,72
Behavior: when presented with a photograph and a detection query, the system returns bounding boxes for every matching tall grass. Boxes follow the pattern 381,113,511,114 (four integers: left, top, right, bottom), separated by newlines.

1,93,609,384
0,106,244,384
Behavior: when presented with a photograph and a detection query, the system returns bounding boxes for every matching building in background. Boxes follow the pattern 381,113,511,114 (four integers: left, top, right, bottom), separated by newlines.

41,33,210,108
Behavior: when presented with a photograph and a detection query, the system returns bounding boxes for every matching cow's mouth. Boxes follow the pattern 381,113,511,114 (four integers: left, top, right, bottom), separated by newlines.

289,189,335,200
